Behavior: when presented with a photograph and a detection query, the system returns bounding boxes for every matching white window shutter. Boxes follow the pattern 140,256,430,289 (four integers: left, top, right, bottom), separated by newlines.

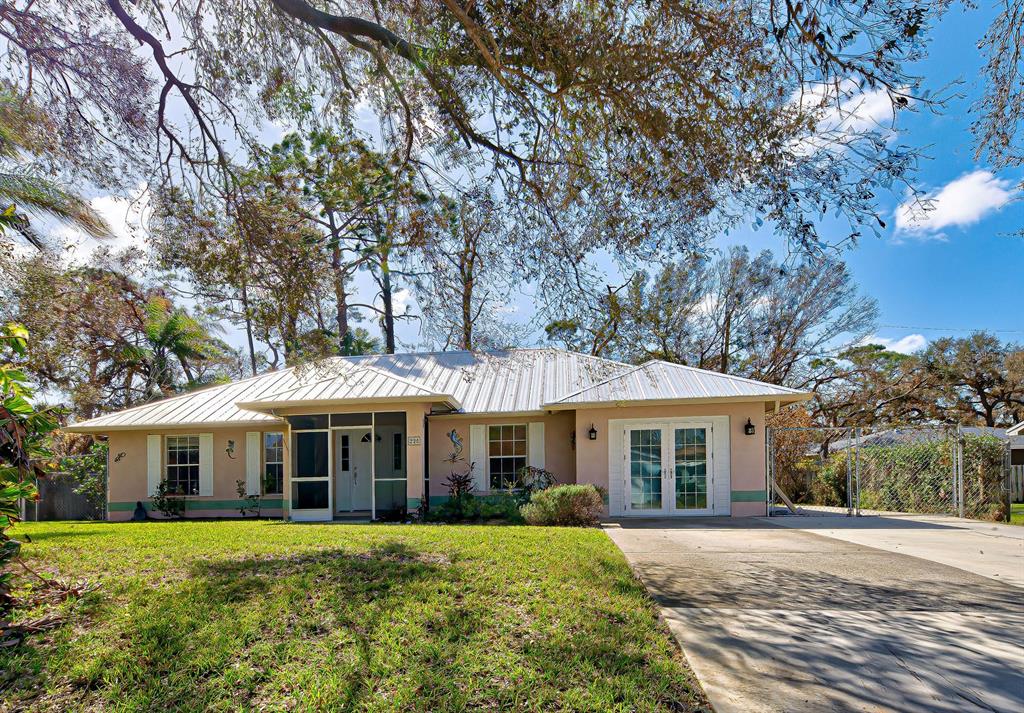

469,424,487,492
146,434,162,497
528,422,545,471
199,433,214,496
245,431,261,496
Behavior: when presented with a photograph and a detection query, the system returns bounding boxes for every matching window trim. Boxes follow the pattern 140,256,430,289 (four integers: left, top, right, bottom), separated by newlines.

263,431,285,495
165,434,201,496
486,423,528,491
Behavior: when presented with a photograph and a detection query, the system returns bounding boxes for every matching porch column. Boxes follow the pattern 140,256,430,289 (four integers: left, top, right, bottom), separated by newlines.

281,422,292,520
405,404,429,511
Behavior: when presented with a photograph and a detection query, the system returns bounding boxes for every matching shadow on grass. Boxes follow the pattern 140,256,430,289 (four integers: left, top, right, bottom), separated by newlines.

4,537,708,712
17,529,109,542
68,540,479,710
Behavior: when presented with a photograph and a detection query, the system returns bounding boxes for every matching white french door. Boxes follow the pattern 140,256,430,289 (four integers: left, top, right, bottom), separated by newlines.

625,422,713,515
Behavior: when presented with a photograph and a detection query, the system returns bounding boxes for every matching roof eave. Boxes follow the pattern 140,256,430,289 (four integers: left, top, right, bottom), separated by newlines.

235,394,463,413
542,393,813,411
63,417,283,434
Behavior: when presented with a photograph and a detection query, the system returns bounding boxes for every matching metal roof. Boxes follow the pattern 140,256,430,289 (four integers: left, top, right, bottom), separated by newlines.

236,361,461,410
544,360,809,408
66,349,811,432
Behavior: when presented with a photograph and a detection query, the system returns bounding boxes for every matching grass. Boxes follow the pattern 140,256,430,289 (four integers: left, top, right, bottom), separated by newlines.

2,520,708,712
1011,503,1024,526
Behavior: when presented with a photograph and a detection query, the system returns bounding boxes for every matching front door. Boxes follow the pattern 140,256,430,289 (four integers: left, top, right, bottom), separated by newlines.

334,428,372,512
625,423,713,515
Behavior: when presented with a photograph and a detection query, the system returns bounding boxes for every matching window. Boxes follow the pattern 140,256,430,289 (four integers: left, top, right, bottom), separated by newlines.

488,424,527,490
393,432,403,471
165,435,200,495
340,434,350,471
263,432,284,495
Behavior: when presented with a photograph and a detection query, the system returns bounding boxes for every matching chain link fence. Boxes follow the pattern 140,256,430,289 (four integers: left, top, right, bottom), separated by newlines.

767,426,1011,521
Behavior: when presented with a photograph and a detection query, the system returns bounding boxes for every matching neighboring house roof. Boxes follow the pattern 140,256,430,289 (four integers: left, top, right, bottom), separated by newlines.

545,360,808,408
824,426,1012,453
1008,422,1024,436
65,348,811,432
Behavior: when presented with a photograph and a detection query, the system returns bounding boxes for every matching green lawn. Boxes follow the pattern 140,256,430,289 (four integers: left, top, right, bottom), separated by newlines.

1011,503,1024,526
2,520,707,712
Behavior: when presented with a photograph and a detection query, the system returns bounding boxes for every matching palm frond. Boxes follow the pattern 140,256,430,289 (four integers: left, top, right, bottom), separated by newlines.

0,170,113,239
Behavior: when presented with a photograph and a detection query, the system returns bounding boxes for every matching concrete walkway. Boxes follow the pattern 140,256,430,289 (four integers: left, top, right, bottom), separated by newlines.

604,517,1024,713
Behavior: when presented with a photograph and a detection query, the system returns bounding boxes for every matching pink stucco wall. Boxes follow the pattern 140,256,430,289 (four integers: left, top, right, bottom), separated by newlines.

572,401,769,516
425,411,576,498
105,427,285,521
103,399,772,519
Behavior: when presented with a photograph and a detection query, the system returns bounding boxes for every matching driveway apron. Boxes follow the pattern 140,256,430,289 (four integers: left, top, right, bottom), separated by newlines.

604,518,1024,713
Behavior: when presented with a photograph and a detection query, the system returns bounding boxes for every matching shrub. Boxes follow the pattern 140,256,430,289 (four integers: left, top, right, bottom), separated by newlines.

520,484,605,526
813,451,850,506
514,466,557,500
425,492,524,524
150,480,186,519
235,479,261,517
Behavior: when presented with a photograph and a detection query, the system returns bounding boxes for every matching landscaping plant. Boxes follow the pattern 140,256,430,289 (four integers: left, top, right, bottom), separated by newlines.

150,479,187,519
520,484,606,527
235,479,262,518
60,440,108,518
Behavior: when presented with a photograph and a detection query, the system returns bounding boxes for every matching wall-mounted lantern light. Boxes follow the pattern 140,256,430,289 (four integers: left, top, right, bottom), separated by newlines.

588,425,598,441
744,419,756,436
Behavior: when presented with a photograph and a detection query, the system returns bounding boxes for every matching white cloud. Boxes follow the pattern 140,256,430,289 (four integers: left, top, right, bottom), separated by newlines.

375,287,412,317
56,183,150,260
791,79,903,155
895,170,1018,237
860,333,927,354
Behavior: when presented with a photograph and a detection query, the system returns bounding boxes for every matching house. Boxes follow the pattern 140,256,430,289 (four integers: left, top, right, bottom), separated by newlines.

65,349,811,521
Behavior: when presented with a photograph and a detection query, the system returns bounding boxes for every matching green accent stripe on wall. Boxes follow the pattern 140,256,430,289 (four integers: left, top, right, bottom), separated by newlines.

730,490,766,503
427,494,516,507
110,499,284,512
406,497,422,511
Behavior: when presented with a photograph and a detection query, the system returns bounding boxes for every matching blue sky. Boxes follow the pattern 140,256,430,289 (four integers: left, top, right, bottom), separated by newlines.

774,3,1022,352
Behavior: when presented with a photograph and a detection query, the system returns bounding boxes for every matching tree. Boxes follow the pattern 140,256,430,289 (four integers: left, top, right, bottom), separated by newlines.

138,296,226,395
808,344,935,428
922,333,1024,426
0,89,111,248
417,188,523,350
0,323,58,618
151,175,335,370
1,248,235,418
0,1,953,258
566,248,877,383
973,1,1022,208
261,131,392,355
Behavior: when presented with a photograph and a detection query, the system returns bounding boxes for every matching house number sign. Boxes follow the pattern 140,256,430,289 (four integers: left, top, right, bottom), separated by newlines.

407,436,422,446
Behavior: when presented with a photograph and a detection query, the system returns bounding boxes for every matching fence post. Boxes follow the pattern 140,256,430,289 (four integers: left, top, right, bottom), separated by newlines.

1003,438,1012,523
957,425,965,519
854,427,862,517
765,428,772,518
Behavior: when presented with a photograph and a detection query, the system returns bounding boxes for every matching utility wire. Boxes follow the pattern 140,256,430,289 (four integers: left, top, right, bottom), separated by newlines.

879,324,1024,334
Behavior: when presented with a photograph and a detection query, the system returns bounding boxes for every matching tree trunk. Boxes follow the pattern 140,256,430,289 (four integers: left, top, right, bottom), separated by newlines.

379,253,396,354
721,309,731,374
331,239,349,354
460,248,473,350
240,271,258,377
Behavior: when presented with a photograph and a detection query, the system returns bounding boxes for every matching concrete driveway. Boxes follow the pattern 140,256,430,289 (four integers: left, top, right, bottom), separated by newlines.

604,516,1024,713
